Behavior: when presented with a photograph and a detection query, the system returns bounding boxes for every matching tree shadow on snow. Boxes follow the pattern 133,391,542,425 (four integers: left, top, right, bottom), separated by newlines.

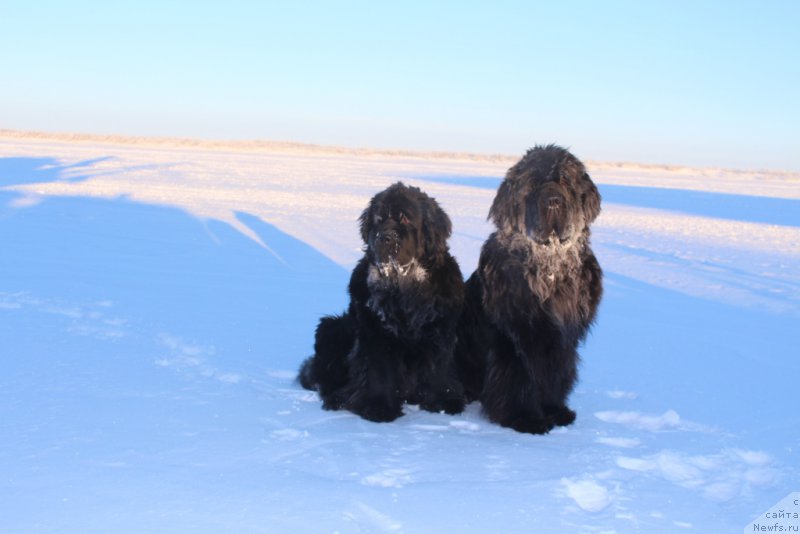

0,156,111,187
0,156,348,371
0,156,360,531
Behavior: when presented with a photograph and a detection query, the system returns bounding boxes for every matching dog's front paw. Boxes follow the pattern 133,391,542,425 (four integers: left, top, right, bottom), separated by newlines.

504,414,554,435
441,395,466,415
349,398,403,423
421,395,465,415
548,405,576,427
321,395,345,411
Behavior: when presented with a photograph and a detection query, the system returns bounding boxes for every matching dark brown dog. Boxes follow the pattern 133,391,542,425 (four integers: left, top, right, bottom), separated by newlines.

456,145,603,434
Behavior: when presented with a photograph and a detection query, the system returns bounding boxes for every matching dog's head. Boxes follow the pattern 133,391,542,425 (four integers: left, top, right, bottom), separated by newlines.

359,182,452,270
489,144,600,244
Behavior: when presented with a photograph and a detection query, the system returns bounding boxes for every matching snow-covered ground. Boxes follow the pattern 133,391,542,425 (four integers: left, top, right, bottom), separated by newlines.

1,131,798,533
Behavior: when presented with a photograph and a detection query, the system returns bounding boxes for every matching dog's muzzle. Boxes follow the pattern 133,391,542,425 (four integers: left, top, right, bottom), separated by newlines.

373,230,400,263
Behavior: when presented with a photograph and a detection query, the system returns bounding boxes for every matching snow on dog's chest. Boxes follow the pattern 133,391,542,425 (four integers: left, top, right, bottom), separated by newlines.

365,262,439,338
367,260,428,284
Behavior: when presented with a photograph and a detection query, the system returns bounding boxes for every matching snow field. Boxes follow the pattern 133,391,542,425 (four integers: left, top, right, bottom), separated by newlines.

1,132,798,532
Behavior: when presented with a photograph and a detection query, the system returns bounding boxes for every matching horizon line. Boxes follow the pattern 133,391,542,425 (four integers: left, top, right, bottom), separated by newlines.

1,128,797,177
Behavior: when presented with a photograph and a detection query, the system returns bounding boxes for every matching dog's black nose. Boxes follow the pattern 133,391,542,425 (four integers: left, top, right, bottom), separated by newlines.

547,196,562,210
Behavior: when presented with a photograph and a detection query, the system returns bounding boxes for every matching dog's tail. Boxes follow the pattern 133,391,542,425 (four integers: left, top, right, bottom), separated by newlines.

298,313,355,392
297,356,317,390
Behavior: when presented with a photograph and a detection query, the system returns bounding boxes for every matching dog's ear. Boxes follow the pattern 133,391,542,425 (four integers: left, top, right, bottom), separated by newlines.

555,148,600,225
579,172,601,223
420,194,452,262
358,203,372,244
489,177,523,232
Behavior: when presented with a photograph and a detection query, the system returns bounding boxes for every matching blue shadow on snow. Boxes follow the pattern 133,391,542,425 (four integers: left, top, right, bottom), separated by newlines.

0,156,111,186
0,157,348,370
417,174,800,227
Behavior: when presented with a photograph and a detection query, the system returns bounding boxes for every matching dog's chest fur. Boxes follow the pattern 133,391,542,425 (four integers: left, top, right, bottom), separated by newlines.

366,262,440,339
494,232,587,324
522,236,581,298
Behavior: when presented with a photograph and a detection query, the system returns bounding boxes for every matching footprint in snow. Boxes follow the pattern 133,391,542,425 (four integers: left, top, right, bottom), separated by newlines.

595,436,642,448
269,428,309,441
614,448,776,503
606,389,639,400
560,477,614,513
594,409,683,432
343,502,403,532
450,420,481,432
361,468,413,488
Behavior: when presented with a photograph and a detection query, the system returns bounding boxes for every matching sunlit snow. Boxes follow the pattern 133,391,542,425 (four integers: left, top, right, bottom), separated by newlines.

1,131,798,532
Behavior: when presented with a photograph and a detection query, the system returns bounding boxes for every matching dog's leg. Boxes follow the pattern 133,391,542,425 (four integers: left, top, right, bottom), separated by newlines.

416,354,466,415
536,339,579,428
542,365,577,427
412,318,467,415
343,332,405,423
454,272,491,402
418,380,465,415
481,333,555,435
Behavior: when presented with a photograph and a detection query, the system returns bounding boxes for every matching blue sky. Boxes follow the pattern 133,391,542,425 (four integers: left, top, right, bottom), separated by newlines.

2,1,798,170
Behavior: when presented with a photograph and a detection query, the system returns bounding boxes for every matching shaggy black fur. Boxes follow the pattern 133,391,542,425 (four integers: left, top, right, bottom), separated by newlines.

299,182,465,422
455,145,603,434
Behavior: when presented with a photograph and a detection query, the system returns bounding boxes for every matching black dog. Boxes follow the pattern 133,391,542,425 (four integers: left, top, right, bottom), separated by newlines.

456,145,603,434
299,182,465,422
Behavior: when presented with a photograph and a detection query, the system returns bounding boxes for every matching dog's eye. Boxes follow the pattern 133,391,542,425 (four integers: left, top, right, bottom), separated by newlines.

399,213,410,225
374,214,383,224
